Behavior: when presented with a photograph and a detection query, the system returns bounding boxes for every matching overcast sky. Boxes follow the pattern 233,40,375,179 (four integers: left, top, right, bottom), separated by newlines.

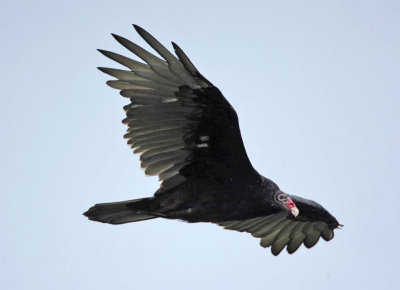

1,1,399,289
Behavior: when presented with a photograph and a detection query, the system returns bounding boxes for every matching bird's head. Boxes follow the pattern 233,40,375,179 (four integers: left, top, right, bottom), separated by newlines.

274,191,299,217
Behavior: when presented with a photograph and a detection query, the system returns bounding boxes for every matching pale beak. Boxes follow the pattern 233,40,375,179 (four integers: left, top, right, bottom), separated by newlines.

291,207,299,217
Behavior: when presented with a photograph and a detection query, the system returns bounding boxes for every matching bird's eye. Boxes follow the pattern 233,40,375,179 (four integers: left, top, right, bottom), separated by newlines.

278,194,287,201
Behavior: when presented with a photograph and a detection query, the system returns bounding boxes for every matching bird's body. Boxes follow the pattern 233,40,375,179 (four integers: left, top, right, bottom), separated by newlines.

84,25,341,255
144,174,277,223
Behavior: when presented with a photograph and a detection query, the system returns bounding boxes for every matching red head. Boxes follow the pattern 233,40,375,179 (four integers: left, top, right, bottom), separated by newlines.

275,192,299,217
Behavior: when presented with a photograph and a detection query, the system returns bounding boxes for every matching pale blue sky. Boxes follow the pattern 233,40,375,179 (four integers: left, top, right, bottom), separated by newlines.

1,1,399,289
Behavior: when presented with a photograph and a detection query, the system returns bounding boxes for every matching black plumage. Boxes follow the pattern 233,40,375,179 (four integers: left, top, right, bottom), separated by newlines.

84,25,341,256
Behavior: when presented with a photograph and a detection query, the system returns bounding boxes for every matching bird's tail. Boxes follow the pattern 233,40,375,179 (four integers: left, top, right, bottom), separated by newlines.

83,198,157,225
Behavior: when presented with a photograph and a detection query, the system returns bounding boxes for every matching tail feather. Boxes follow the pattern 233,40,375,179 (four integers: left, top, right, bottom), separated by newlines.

83,198,157,225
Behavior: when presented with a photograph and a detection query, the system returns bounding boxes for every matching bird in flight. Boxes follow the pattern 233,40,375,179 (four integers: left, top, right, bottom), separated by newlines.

84,25,341,256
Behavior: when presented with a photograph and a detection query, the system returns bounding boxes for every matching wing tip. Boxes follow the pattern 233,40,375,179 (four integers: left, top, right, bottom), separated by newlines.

111,33,119,40
286,244,302,255
132,24,144,34
111,33,128,45
97,49,114,59
171,41,179,50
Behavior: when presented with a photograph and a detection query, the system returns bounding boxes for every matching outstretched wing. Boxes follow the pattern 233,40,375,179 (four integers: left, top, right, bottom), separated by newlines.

99,25,256,190
216,196,340,256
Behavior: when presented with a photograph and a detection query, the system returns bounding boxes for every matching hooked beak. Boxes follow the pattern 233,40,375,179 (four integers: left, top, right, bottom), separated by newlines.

286,197,299,217
291,206,299,217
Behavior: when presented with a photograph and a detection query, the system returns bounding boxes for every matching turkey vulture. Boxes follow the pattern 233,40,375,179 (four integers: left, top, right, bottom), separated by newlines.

84,25,341,256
